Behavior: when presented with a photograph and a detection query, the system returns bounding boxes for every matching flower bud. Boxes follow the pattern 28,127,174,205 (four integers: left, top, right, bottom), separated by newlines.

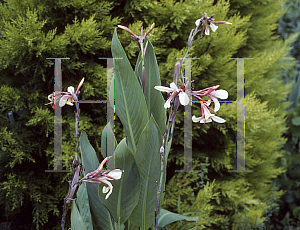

72,161,77,169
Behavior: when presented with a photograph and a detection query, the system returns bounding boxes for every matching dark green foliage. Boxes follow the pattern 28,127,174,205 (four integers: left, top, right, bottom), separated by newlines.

0,0,296,229
264,0,300,228
0,0,121,229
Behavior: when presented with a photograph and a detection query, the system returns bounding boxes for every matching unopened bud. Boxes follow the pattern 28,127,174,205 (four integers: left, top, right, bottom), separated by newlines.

72,161,77,169
144,23,155,38
71,156,74,163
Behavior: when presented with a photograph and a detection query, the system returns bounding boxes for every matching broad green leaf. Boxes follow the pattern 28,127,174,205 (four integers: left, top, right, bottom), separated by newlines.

134,38,166,135
111,28,148,154
157,209,199,229
101,122,118,158
80,131,115,230
115,223,125,230
99,138,140,224
134,52,142,86
129,115,161,229
76,183,93,230
124,220,139,230
71,201,88,230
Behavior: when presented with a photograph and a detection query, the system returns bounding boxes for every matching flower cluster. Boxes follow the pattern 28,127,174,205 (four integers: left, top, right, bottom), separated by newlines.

188,13,231,46
155,82,228,124
191,85,228,123
81,157,122,199
155,15,230,124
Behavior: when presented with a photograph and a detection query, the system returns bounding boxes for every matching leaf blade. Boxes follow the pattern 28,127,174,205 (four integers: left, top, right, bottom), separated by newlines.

111,28,148,154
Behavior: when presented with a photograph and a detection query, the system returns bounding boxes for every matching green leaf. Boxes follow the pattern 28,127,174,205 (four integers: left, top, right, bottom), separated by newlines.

80,131,115,230
129,115,161,229
71,201,88,230
115,223,125,230
124,220,139,230
75,183,93,230
99,138,140,224
101,122,118,158
135,38,166,135
111,28,148,154
157,209,199,229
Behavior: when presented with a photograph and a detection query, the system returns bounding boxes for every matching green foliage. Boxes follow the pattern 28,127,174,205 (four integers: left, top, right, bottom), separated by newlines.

0,0,121,229
111,0,293,229
263,0,300,228
0,0,296,229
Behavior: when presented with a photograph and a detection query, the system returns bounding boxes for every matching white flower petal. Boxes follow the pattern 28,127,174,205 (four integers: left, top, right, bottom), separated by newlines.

211,90,228,99
195,19,201,26
192,115,201,123
59,95,68,107
212,97,220,112
67,86,75,94
203,106,212,120
206,100,211,107
200,118,212,123
102,181,113,199
107,169,122,180
154,85,174,92
211,115,226,123
169,82,179,92
164,97,172,109
102,186,109,193
179,92,189,106
205,24,210,35
210,23,218,32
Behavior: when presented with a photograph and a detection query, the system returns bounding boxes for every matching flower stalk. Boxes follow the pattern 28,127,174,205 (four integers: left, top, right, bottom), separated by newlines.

154,13,231,230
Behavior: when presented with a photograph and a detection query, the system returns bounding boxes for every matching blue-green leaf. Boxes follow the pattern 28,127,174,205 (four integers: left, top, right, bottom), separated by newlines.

134,38,166,135
75,183,93,230
111,28,148,154
99,138,140,224
80,131,115,230
157,209,199,229
101,121,118,158
129,115,161,229
71,201,88,230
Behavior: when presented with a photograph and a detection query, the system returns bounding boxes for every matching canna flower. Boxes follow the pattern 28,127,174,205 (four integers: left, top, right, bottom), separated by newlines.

192,85,228,112
59,86,75,107
195,13,231,36
45,78,84,109
195,85,228,112
207,88,228,111
81,157,122,199
204,22,218,35
154,82,189,109
192,101,226,124
190,85,228,124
